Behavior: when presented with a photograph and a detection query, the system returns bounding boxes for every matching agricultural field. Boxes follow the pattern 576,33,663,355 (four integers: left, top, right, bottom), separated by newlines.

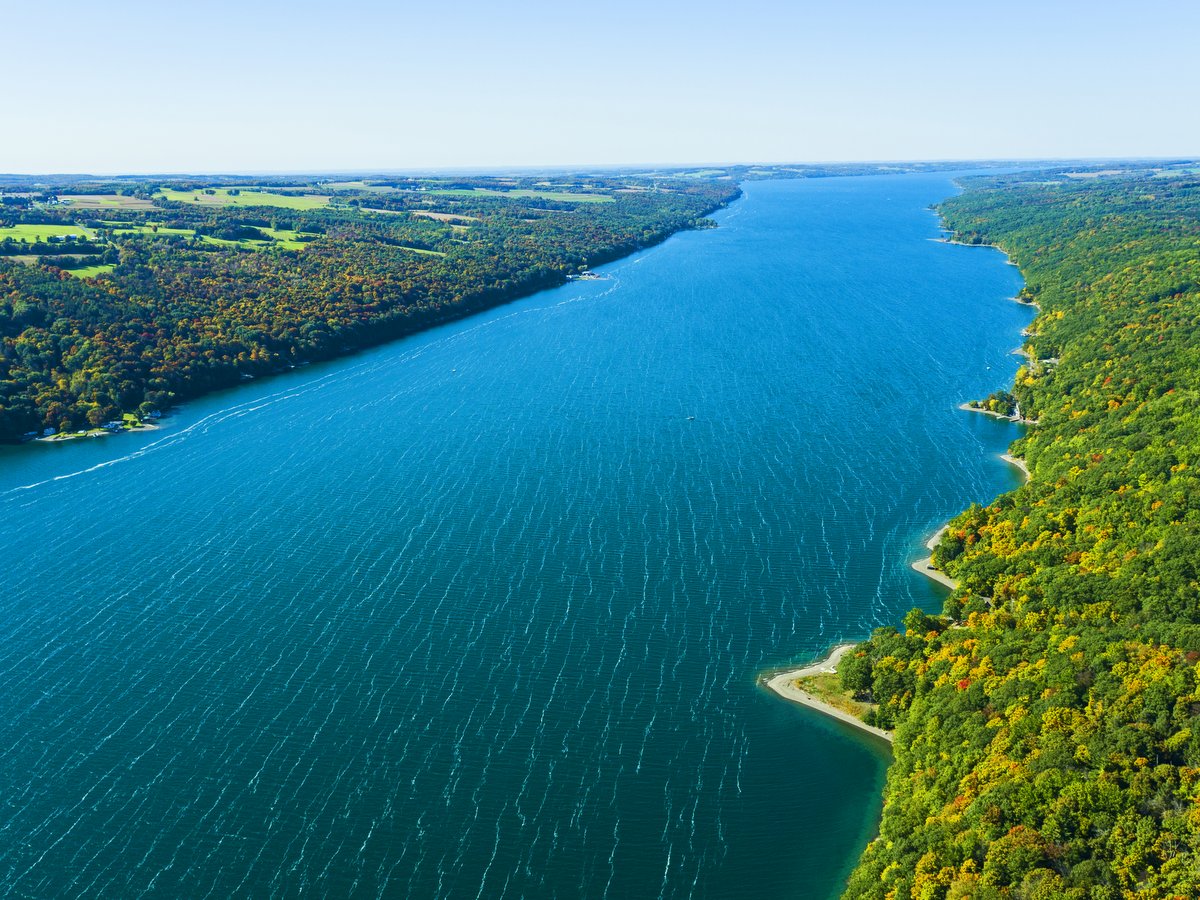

110,224,196,237
3,253,98,267
410,210,480,223
156,188,331,210
0,223,97,241
56,194,156,210
106,222,318,251
321,181,400,193
425,188,613,203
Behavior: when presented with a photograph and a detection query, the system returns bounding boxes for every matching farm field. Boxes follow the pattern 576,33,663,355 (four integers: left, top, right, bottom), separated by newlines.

0,224,97,241
57,194,156,210
109,223,316,250
322,181,400,193
110,224,196,237
3,253,98,266
410,210,480,223
425,188,613,202
156,188,331,210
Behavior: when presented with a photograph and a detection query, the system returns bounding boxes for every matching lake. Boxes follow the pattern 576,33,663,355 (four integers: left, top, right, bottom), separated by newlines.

0,174,1030,898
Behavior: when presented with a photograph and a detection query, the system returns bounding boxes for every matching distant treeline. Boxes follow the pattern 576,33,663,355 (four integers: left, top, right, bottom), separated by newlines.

0,179,738,439
842,173,1200,899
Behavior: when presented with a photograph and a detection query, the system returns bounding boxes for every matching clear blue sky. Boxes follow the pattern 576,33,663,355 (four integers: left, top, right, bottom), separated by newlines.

6,0,1198,173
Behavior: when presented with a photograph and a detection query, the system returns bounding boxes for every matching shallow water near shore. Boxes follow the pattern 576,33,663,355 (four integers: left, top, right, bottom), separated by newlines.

0,174,1030,898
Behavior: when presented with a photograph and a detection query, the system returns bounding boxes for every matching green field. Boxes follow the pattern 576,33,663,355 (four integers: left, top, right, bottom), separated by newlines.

109,223,316,250
322,180,400,193
257,227,318,250
111,224,196,237
425,188,613,203
66,263,117,279
156,188,331,210
0,224,97,241
197,235,269,249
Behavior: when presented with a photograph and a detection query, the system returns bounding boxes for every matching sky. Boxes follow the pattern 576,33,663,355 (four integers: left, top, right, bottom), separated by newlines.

5,0,1199,173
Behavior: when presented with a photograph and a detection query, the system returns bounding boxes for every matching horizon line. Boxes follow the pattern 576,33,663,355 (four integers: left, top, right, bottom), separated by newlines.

2,155,1198,181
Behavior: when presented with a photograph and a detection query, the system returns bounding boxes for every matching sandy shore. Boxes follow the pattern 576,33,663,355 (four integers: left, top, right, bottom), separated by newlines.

911,453,1032,590
1000,453,1030,481
911,555,958,589
910,523,958,590
768,457,1036,744
763,644,894,744
958,402,1037,426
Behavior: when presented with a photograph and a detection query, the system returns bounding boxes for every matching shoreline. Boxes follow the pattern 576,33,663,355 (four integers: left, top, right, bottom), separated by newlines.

762,644,893,744
757,203,1039,886
933,236,1019,268
10,194,740,450
909,451,1032,589
1000,452,1030,480
35,421,161,444
958,402,1037,426
764,210,1043,748
910,522,958,590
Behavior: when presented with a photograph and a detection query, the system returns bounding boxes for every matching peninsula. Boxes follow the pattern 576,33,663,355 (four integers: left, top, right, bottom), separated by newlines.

763,644,893,743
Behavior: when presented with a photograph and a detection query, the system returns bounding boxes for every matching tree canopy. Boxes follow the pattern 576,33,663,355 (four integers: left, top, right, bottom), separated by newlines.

0,177,738,440
843,171,1200,900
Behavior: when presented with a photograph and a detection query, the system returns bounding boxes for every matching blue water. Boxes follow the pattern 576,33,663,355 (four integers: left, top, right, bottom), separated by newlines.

0,174,1029,898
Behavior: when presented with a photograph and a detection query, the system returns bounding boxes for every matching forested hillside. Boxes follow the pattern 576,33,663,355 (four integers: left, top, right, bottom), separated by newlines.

842,173,1200,899
0,177,737,441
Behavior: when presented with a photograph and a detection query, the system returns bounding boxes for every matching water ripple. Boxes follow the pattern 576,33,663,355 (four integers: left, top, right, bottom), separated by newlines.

0,173,1030,899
